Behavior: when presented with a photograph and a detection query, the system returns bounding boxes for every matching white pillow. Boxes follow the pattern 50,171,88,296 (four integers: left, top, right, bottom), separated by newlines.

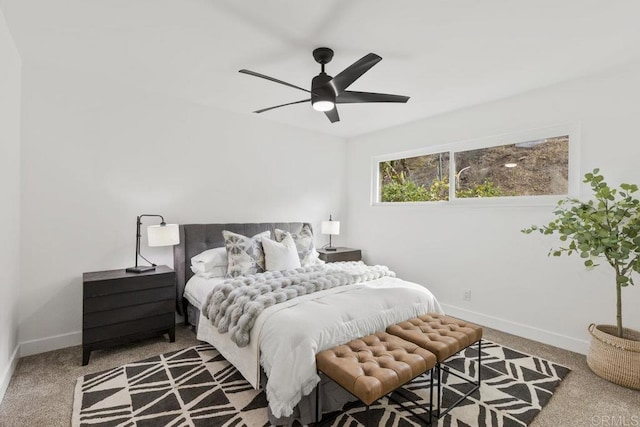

191,247,227,272
190,265,227,279
262,234,301,271
274,224,321,266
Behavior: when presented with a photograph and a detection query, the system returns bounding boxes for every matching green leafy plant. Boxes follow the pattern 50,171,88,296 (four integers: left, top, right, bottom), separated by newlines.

522,169,640,338
381,179,430,202
381,175,506,202
457,179,505,198
426,177,450,201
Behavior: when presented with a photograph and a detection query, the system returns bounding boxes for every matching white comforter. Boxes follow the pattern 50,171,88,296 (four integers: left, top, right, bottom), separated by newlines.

189,274,442,418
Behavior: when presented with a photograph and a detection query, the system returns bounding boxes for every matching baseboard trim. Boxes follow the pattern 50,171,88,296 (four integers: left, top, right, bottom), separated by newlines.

19,317,184,357
440,303,590,355
19,331,82,357
15,308,590,358
0,345,20,404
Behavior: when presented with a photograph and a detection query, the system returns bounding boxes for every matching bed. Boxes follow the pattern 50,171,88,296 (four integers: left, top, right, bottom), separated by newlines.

173,222,443,425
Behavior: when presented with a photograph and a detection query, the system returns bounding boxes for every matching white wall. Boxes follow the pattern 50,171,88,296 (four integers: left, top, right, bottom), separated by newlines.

13,38,640,360
18,64,347,355
0,6,21,399
346,60,640,354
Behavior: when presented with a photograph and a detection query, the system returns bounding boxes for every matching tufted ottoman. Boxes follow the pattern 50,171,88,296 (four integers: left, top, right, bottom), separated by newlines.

386,313,483,419
315,331,437,426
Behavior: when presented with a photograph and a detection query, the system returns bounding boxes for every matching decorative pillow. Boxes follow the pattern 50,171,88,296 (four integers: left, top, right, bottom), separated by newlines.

262,234,301,271
191,247,227,273
222,230,271,278
190,265,227,279
274,224,320,267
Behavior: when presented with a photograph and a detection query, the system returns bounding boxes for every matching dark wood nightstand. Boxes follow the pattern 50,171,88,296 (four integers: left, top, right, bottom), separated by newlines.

82,265,176,365
318,247,362,263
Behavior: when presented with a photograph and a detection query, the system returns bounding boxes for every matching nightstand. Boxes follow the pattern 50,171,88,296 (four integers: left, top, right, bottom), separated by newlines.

82,265,176,365
317,247,362,263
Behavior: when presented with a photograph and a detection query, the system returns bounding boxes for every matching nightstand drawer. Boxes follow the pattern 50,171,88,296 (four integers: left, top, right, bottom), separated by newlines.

83,313,175,344
83,286,175,313
83,272,174,297
83,300,175,329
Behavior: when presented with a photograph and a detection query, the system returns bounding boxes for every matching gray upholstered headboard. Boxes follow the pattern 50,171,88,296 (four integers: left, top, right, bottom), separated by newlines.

173,222,310,316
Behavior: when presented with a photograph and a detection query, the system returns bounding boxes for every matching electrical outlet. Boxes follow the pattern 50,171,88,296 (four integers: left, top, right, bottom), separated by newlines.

463,289,472,302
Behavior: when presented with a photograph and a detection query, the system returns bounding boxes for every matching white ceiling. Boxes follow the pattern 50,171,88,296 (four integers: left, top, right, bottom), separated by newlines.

4,0,640,138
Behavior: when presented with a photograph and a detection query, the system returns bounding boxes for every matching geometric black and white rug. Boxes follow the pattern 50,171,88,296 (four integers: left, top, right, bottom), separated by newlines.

72,341,570,426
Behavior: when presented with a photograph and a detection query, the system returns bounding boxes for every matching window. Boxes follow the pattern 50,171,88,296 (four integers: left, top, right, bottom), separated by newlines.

454,136,569,198
379,152,450,202
373,124,578,205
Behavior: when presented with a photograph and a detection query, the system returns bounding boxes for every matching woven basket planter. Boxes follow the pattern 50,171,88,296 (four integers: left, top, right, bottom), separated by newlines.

587,324,640,389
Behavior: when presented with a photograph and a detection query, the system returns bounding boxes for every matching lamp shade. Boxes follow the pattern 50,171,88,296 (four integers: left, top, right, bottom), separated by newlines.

147,223,180,247
321,220,340,235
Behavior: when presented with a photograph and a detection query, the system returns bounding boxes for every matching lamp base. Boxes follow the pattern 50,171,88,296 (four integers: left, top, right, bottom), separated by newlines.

324,247,337,252
125,265,156,274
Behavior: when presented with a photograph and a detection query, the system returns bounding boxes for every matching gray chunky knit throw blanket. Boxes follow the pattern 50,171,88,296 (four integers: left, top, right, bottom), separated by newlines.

201,261,395,347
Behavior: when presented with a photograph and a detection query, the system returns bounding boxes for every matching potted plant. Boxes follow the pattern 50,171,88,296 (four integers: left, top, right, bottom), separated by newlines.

522,168,640,389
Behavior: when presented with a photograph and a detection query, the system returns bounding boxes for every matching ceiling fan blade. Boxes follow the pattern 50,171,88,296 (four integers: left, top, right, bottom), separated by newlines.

253,99,310,114
336,91,410,104
324,107,340,123
329,53,382,93
239,69,311,94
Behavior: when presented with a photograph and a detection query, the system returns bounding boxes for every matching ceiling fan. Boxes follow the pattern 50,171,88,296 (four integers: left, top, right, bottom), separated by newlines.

239,47,410,123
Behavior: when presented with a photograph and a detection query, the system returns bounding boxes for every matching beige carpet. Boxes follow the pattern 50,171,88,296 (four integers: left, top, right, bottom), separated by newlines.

1,324,638,426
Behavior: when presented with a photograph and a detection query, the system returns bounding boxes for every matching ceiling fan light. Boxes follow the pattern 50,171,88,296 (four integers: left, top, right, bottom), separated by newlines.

312,100,335,112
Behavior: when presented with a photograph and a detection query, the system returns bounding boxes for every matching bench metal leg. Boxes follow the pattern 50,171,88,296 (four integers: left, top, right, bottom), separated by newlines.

437,364,442,416
387,369,434,426
316,373,321,424
432,339,482,419
429,367,434,425
366,405,370,427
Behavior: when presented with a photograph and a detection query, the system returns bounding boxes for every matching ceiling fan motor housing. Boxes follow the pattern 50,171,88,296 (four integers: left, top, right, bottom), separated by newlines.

311,73,335,110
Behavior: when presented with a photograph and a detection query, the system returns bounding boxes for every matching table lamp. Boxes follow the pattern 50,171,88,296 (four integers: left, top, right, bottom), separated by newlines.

126,214,179,273
321,214,340,252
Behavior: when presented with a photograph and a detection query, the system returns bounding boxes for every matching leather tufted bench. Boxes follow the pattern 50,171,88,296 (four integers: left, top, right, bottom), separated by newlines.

386,313,483,419
316,332,437,426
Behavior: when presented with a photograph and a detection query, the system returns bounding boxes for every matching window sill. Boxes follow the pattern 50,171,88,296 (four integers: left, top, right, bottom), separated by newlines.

372,195,568,208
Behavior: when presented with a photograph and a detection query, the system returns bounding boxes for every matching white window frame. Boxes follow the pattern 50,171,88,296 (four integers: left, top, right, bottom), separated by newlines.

371,123,581,207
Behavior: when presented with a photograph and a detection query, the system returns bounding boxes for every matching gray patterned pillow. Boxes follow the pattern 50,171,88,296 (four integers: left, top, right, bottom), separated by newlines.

274,224,320,267
222,230,271,278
